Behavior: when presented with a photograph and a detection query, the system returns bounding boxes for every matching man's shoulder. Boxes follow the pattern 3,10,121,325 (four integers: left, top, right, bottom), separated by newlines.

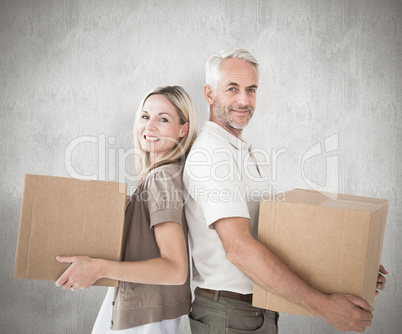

190,123,231,152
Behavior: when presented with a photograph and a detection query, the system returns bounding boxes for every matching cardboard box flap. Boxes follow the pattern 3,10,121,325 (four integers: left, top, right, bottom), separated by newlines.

270,188,388,212
320,199,386,212
14,174,127,287
283,188,329,205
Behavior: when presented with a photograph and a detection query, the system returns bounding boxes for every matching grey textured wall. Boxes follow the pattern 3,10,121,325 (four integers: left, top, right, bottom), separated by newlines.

1,0,401,333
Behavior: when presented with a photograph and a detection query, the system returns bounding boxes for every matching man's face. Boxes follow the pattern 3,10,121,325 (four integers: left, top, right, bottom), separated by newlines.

210,58,259,136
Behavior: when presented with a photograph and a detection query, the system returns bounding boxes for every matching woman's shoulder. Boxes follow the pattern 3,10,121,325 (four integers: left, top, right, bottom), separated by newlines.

143,163,184,188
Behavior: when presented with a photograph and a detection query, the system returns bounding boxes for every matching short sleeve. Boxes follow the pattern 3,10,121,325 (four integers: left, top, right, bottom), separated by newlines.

142,167,184,229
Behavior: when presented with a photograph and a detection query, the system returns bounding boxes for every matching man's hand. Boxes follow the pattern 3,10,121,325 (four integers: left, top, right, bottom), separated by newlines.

376,264,388,296
55,256,101,291
318,294,374,333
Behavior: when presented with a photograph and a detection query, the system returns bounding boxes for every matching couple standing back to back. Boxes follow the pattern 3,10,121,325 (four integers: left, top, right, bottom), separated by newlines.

56,48,387,334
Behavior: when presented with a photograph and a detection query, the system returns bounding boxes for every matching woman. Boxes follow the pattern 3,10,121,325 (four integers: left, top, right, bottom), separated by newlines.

55,86,197,333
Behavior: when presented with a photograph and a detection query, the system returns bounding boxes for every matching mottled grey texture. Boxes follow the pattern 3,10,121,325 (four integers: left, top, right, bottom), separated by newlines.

1,0,401,333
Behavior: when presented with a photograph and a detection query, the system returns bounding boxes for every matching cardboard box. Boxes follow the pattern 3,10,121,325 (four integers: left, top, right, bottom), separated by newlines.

252,188,388,316
14,174,127,287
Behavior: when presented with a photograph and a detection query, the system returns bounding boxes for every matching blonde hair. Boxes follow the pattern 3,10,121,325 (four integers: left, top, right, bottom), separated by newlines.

133,86,197,181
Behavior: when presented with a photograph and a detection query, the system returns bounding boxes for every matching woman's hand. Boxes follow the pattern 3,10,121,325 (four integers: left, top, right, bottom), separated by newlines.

54,222,188,289
55,256,102,291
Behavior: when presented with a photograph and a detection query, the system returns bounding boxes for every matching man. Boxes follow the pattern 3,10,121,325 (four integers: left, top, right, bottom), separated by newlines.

183,48,387,333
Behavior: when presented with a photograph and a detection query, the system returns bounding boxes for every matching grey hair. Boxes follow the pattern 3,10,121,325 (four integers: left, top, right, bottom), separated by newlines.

205,48,259,94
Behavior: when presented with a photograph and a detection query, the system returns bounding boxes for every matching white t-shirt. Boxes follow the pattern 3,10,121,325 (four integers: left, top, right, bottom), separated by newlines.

183,121,270,294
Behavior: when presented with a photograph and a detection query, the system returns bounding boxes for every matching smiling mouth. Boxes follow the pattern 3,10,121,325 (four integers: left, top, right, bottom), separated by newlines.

144,135,160,141
230,107,251,114
232,110,251,117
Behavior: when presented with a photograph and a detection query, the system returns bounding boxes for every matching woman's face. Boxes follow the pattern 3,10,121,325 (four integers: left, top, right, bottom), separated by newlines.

138,94,188,161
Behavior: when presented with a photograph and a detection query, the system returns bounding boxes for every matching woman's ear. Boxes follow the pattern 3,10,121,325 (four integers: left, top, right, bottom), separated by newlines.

179,122,189,138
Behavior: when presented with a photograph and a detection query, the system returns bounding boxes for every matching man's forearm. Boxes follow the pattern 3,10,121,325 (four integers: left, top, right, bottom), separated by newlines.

225,232,327,315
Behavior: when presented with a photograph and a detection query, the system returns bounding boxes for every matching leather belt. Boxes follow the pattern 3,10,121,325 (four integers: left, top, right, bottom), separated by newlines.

196,287,253,303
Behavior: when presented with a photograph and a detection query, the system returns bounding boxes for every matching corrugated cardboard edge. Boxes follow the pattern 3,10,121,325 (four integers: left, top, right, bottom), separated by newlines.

363,200,388,304
95,182,127,287
14,174,36,280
